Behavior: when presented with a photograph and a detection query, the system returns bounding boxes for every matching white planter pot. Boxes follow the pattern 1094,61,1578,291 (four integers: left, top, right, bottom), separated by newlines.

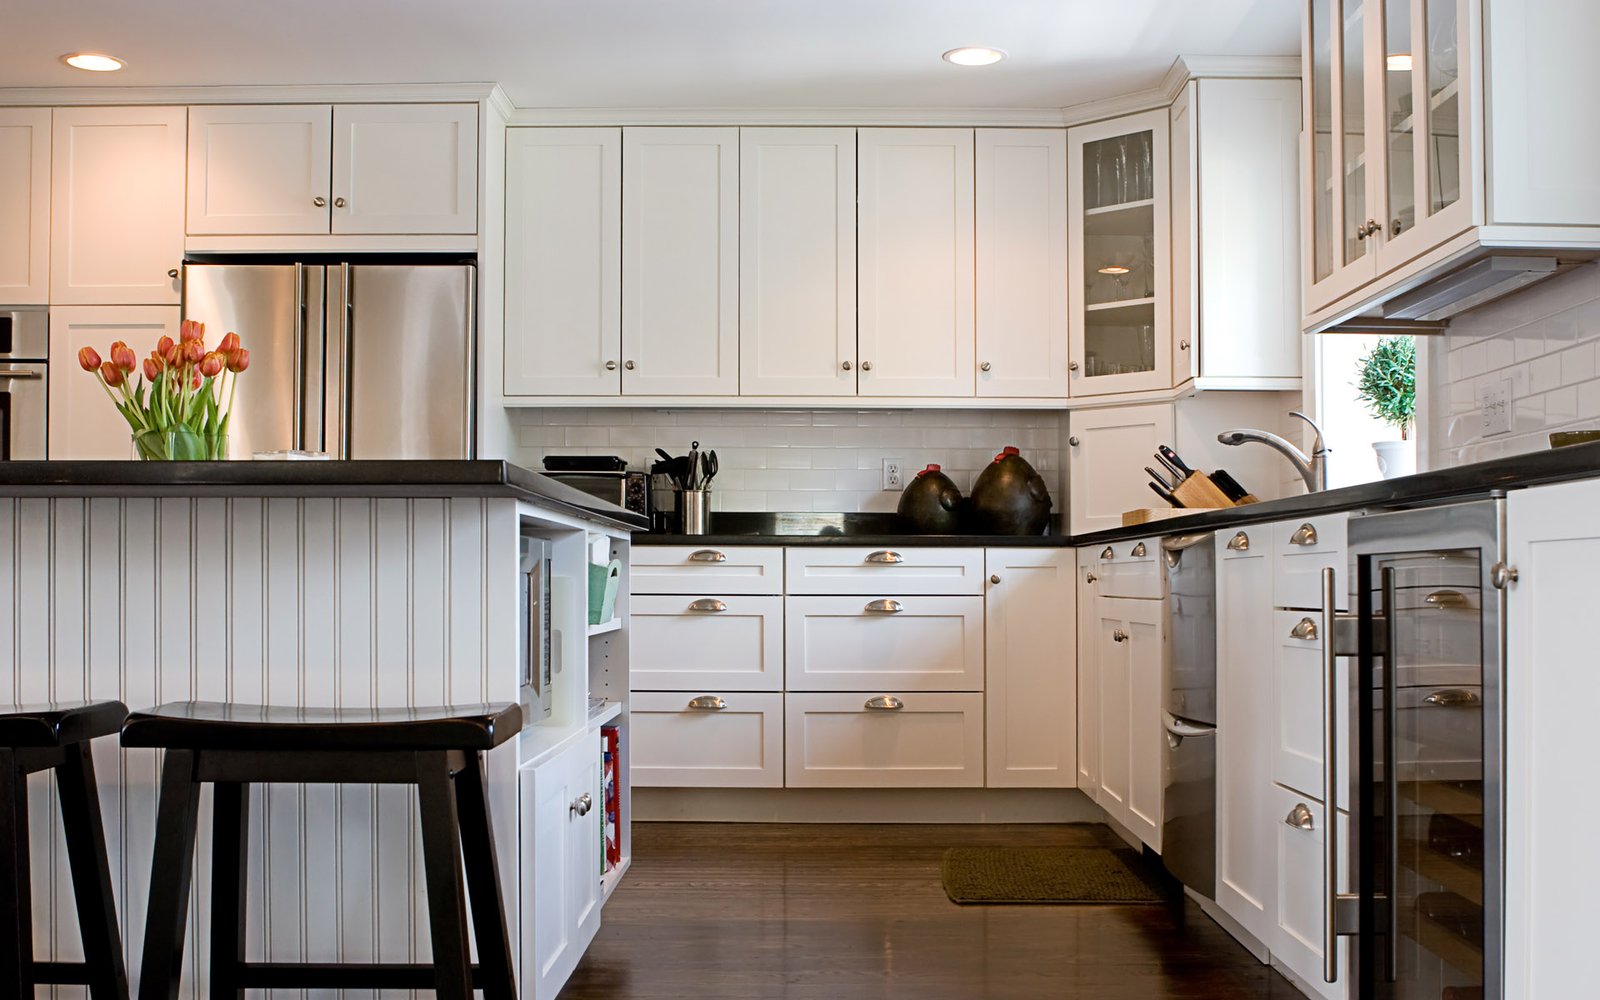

1372,439,1415,479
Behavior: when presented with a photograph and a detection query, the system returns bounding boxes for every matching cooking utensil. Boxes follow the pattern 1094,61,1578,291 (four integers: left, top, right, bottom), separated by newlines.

1154,451,1187,484
703,450,719,488
1158,445,1195,478
655,448,675,465
1210,469,1251,503
1146,465,1180,490
1149,481,1183,507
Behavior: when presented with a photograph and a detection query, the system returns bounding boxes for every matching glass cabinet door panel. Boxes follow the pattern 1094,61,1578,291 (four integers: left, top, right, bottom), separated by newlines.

1386,0,1416,237
1425,0,1463,215
1311,0,1336,283
1341,0,1369,269
1081,129,1157,378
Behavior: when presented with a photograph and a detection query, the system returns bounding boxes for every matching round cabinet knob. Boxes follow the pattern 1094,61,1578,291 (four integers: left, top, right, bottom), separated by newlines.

570,792,593,816
990,574,1001,585
1069,436,1081,446
167,268,180,280
1112,629,1129,643
979,362,991,372
1085,572,1097,583
1068,362,1080,372
604,360,617,371
842,361,853,371
861,361,873,371
1391,219,1403,237
334,197,347,208
313,196,327,207
1179,339,1190,351
624,360,636,370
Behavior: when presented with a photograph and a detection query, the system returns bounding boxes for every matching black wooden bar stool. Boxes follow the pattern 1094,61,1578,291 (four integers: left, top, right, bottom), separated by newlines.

122,700,522,1000
0,700,131,1000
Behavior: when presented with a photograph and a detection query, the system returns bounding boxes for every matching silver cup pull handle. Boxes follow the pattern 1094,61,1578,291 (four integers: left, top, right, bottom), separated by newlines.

864,695,903,711
1289,617,1319,641
1285,803,1315,831
865,550,903,564
1422,688,1480,707
688,598,727,613
687,695,727,711
1226,531,1250,551
864,599,903,614
688,549,726,563
1291,522,1320,546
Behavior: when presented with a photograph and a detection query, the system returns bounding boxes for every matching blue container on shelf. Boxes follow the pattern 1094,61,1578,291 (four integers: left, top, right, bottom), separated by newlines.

587,559,622,626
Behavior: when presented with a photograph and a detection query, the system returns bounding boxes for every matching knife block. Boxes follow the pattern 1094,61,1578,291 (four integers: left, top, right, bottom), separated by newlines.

1171,471,1234,509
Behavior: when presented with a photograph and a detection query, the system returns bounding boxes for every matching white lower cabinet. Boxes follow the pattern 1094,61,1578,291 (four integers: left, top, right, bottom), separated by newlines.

630,691,784,788
1270,783,1350,1000
1215,528,1276,944
630,544,784,595
785,691,984,788
984,548,1077,788
1272,607,1349,812
1094,594,1164,850
1273,514,1349,611
1075,548,1102,796
784,594,984,691
629,594,782,692
519,734,603,1000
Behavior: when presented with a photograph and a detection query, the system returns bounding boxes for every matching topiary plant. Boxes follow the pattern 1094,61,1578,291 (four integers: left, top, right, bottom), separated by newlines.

1355,336,1416,440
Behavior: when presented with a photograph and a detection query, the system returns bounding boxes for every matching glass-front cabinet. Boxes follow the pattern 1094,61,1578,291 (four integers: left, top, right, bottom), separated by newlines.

1303,0,1474,317
1067,108,1171,396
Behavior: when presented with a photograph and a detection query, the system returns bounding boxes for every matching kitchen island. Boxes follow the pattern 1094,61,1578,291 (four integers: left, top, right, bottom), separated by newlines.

0,461,643,1000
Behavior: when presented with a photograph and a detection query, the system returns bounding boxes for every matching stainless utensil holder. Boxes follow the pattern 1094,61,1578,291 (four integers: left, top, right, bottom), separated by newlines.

679,489,710,535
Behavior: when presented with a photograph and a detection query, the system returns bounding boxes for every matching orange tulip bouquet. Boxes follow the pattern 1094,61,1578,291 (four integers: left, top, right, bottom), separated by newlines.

78,319,250,460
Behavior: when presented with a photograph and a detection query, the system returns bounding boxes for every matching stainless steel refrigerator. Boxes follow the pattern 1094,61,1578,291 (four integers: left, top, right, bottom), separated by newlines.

181,260,476,459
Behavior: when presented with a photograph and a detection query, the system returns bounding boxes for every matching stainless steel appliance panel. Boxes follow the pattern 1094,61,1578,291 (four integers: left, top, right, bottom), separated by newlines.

334,263,475,460
0,362,47,460
181,263,315,457
1162,711,1216,897
1164,532,1218,725
0,307,48,361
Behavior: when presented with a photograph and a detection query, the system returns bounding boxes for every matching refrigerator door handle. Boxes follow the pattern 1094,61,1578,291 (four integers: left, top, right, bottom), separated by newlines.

292,262,305,450
324,263,351,459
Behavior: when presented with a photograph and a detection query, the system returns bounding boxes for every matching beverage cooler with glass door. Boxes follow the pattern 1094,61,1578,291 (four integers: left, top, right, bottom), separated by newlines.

1333,499,1503,1000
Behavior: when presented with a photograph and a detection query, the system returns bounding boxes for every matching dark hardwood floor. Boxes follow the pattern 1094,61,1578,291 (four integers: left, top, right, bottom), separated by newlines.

562,822,1302,999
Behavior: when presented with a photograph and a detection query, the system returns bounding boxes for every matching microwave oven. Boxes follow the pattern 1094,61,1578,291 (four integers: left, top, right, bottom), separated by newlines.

541,470,649,519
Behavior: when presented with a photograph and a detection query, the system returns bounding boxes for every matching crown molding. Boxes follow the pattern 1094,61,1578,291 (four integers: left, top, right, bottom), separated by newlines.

505,106,1070,127
0,81,501,106
485,84,517,122
1175,54,1301,80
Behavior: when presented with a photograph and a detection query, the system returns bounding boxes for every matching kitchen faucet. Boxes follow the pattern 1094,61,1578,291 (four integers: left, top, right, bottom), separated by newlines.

1217,411,1329,493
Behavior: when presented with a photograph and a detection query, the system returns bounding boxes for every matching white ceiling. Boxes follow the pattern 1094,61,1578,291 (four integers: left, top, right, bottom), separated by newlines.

0,0,1298,109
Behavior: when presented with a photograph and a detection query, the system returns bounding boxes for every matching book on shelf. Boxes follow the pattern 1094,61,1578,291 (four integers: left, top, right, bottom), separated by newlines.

602,725,621,871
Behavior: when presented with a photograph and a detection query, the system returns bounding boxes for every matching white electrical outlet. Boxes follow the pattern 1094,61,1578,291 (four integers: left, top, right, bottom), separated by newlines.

1477,377,1513,437
883,458,905,491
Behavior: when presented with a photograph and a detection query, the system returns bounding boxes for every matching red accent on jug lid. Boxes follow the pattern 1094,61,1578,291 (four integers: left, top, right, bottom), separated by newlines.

917,464,942,476
994,446,1020,462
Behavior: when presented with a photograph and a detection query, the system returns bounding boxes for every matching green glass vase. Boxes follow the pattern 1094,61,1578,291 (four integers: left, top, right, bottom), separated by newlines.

133,428,228,461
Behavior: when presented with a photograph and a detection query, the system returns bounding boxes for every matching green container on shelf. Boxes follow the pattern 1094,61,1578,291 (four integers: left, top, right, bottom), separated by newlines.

587,559,621,626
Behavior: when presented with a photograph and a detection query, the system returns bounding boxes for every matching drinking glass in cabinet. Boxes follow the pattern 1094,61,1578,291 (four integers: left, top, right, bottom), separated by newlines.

1385,1,1416,237
1310,0,1334,282
1083,132,1153,209
1427,0,1462,214
1341,0,1368,268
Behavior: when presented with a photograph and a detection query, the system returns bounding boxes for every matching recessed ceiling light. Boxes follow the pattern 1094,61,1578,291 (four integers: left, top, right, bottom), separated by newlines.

943,47,1006,67
61,53,125,72
1386,53,1413,72
1097,265,1132,276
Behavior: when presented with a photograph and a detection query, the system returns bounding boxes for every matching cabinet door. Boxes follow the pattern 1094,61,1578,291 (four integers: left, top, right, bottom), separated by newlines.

0,108,50,303
48,306,179,459
1095,600,1133,830
738,128,856,396
975,129,1068,398
857,128,975,397
504,128,622,396
1303,0,1380,314
630,691,784,788
1121,597,1165,851
1271,783,1351,1000
1272,608,1350,812
186,105,333,235
1215,528,1277,943
629,594,783,692
331,103,477,234
51,107,185,305
784,595,984,692
1076,549,1102,797
1169,86,1199,386
1067,108,1171,396
785,691,984,789
985,549,1076,788
1066,402,1175,535
1372,0,1473,272
520,737,602,1000
621,127,739,396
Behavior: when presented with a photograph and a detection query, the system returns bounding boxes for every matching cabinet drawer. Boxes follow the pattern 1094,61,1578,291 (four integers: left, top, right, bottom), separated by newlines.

1270,783,1350,999
785,692,984,788
631,545,783,595
630,594,782,691
785,595,984,691
630,691,784,788
1274,514,1349,611
1272,609,1349,811
1091,537,1162,599
785,546,983,595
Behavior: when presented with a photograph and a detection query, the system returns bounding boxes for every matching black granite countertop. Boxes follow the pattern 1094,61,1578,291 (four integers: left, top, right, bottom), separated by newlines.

641,442,1600,548
0,460,649,532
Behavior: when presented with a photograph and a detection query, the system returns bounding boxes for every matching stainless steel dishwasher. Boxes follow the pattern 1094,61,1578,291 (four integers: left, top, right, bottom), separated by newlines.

1161,531,1217,897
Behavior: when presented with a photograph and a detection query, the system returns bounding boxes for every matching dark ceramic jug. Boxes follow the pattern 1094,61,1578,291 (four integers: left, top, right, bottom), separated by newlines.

970,446,1052,535
897,464,963,534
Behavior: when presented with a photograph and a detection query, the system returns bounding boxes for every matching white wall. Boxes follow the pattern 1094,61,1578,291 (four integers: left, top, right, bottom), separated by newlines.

1426,262,1600,467
509,407,1065,514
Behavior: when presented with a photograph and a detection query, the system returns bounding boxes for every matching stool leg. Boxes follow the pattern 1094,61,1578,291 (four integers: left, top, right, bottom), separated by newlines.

137,749,201,1000
0,749,32,999
416,751,472,1000
208,782,249,1000
454,752,516,1000
56,742,130,1000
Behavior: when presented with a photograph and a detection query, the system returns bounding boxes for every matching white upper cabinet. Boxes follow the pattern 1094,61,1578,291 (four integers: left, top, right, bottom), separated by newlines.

51,106,185,305
857,128,975,397
1067,109,1171,397
1066,402,1175,535
622,127,739,396
1171,78,1302,387
187,105,333,235
975,129,1069,399
504,128,621,396
0,109,50,304
738,128,857,397
332,103,478,234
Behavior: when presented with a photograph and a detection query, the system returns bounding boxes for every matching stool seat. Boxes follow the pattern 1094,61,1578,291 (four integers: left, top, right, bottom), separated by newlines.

121,701,522,752
0,700,128,748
